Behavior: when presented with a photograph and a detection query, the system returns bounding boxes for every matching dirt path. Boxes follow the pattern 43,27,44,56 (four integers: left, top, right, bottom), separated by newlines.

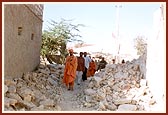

58,78,95,111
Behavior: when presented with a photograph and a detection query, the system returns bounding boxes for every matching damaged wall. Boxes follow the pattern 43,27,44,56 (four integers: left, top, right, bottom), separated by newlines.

4,4,44,78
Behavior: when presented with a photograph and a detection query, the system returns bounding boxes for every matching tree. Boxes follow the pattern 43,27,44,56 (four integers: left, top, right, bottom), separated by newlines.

134,35,147,56
41,19,84,64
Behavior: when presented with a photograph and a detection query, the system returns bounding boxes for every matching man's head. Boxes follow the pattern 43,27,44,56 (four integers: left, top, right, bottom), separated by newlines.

112,59,115,64
121,59,125,64
102,57,105,60
79,52,83,57
69,49,74,56
84,52,87,57
92,57,95,61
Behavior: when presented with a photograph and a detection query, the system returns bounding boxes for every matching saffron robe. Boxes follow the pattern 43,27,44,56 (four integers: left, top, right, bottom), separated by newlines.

63,55,77,87
87,61,96,77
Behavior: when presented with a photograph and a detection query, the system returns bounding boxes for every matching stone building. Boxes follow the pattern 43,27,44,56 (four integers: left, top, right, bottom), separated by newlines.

4,4,44,78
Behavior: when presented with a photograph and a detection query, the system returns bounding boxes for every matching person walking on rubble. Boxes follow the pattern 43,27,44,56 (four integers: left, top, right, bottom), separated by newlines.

112,59,115,64
97,57,107,71
63,49,78,91
82,52,91,81
76,52,85,85
87,57,96,77
121,59,125,64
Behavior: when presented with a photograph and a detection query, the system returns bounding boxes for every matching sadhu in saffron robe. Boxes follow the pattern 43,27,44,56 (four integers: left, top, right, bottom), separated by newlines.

63,55,77,90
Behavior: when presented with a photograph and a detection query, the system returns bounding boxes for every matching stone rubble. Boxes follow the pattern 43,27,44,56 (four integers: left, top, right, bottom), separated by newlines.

80,55,157,111
4,55,161,111
4,57,64,111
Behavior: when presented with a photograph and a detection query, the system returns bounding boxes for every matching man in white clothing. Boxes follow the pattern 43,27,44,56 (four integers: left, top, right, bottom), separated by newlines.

76,52,85,85
82,52,91,81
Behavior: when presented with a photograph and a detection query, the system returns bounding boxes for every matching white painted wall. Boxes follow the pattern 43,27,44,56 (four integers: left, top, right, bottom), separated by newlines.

146,4,166,107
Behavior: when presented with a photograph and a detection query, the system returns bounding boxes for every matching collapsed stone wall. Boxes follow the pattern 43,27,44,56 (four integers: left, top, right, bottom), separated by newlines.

4,57,64,111
4,55,162,111
81,55,157,111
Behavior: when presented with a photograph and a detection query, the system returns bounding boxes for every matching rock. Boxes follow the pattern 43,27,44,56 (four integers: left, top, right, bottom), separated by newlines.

39,99,54,107
20,88,33,96
5,97,18,107
55,105,62,111
140,79,147,87
85,96,92,102
113,98,132,105
107,103,117,110
112,84,120,91
46,85,51,90
4,97,10,108
20,101,37,110
86,103,92,108
38,68,50,75
117,104,137,111
4,107,15,111
92,76,102,87
22,72,31,81
122,84,131,90
98,102,106,110
23,95,32,102
6,93,23,102
128,69,136,75
31,105,44,111
106,95,113,102
133,64,139,71
131,100,137,105
149,98,156,105
84,89,96,96
47,77,57,86
8,85,16,93
114,72,122,78
5,79,16,86
4,85,8,94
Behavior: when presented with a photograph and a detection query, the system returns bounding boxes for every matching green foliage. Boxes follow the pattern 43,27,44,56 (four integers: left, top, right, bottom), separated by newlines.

134,35,147,56
41,19,84,64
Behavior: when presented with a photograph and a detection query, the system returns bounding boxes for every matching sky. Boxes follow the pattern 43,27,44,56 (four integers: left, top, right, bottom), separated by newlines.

42,2,162,54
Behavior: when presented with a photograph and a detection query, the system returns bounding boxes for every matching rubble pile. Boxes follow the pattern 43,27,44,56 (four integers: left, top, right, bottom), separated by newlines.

80,56,157,111
4,57,64,111
4,55,159,111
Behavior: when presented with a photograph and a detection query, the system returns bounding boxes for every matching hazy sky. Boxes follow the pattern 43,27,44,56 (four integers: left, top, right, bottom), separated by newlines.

42,2,162,53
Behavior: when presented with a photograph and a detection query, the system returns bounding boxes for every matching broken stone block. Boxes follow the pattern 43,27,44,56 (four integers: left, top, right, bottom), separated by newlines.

92,76,102,87
113,98,132,105
4,85,8,94
117,104,137,111
47,77,57,86
84,89,97,96
106,103,117,110
8,85,16,93
6,93,23,102
31,105,44,111
5,79,17,86
5,97,18,107
140,79,147,87
39,99,54,107
133,64,139,71
98,102,106,110
23,95,32,102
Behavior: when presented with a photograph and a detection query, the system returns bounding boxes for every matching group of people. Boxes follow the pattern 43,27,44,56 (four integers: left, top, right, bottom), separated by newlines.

62,49,127,91
62,49,99,91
